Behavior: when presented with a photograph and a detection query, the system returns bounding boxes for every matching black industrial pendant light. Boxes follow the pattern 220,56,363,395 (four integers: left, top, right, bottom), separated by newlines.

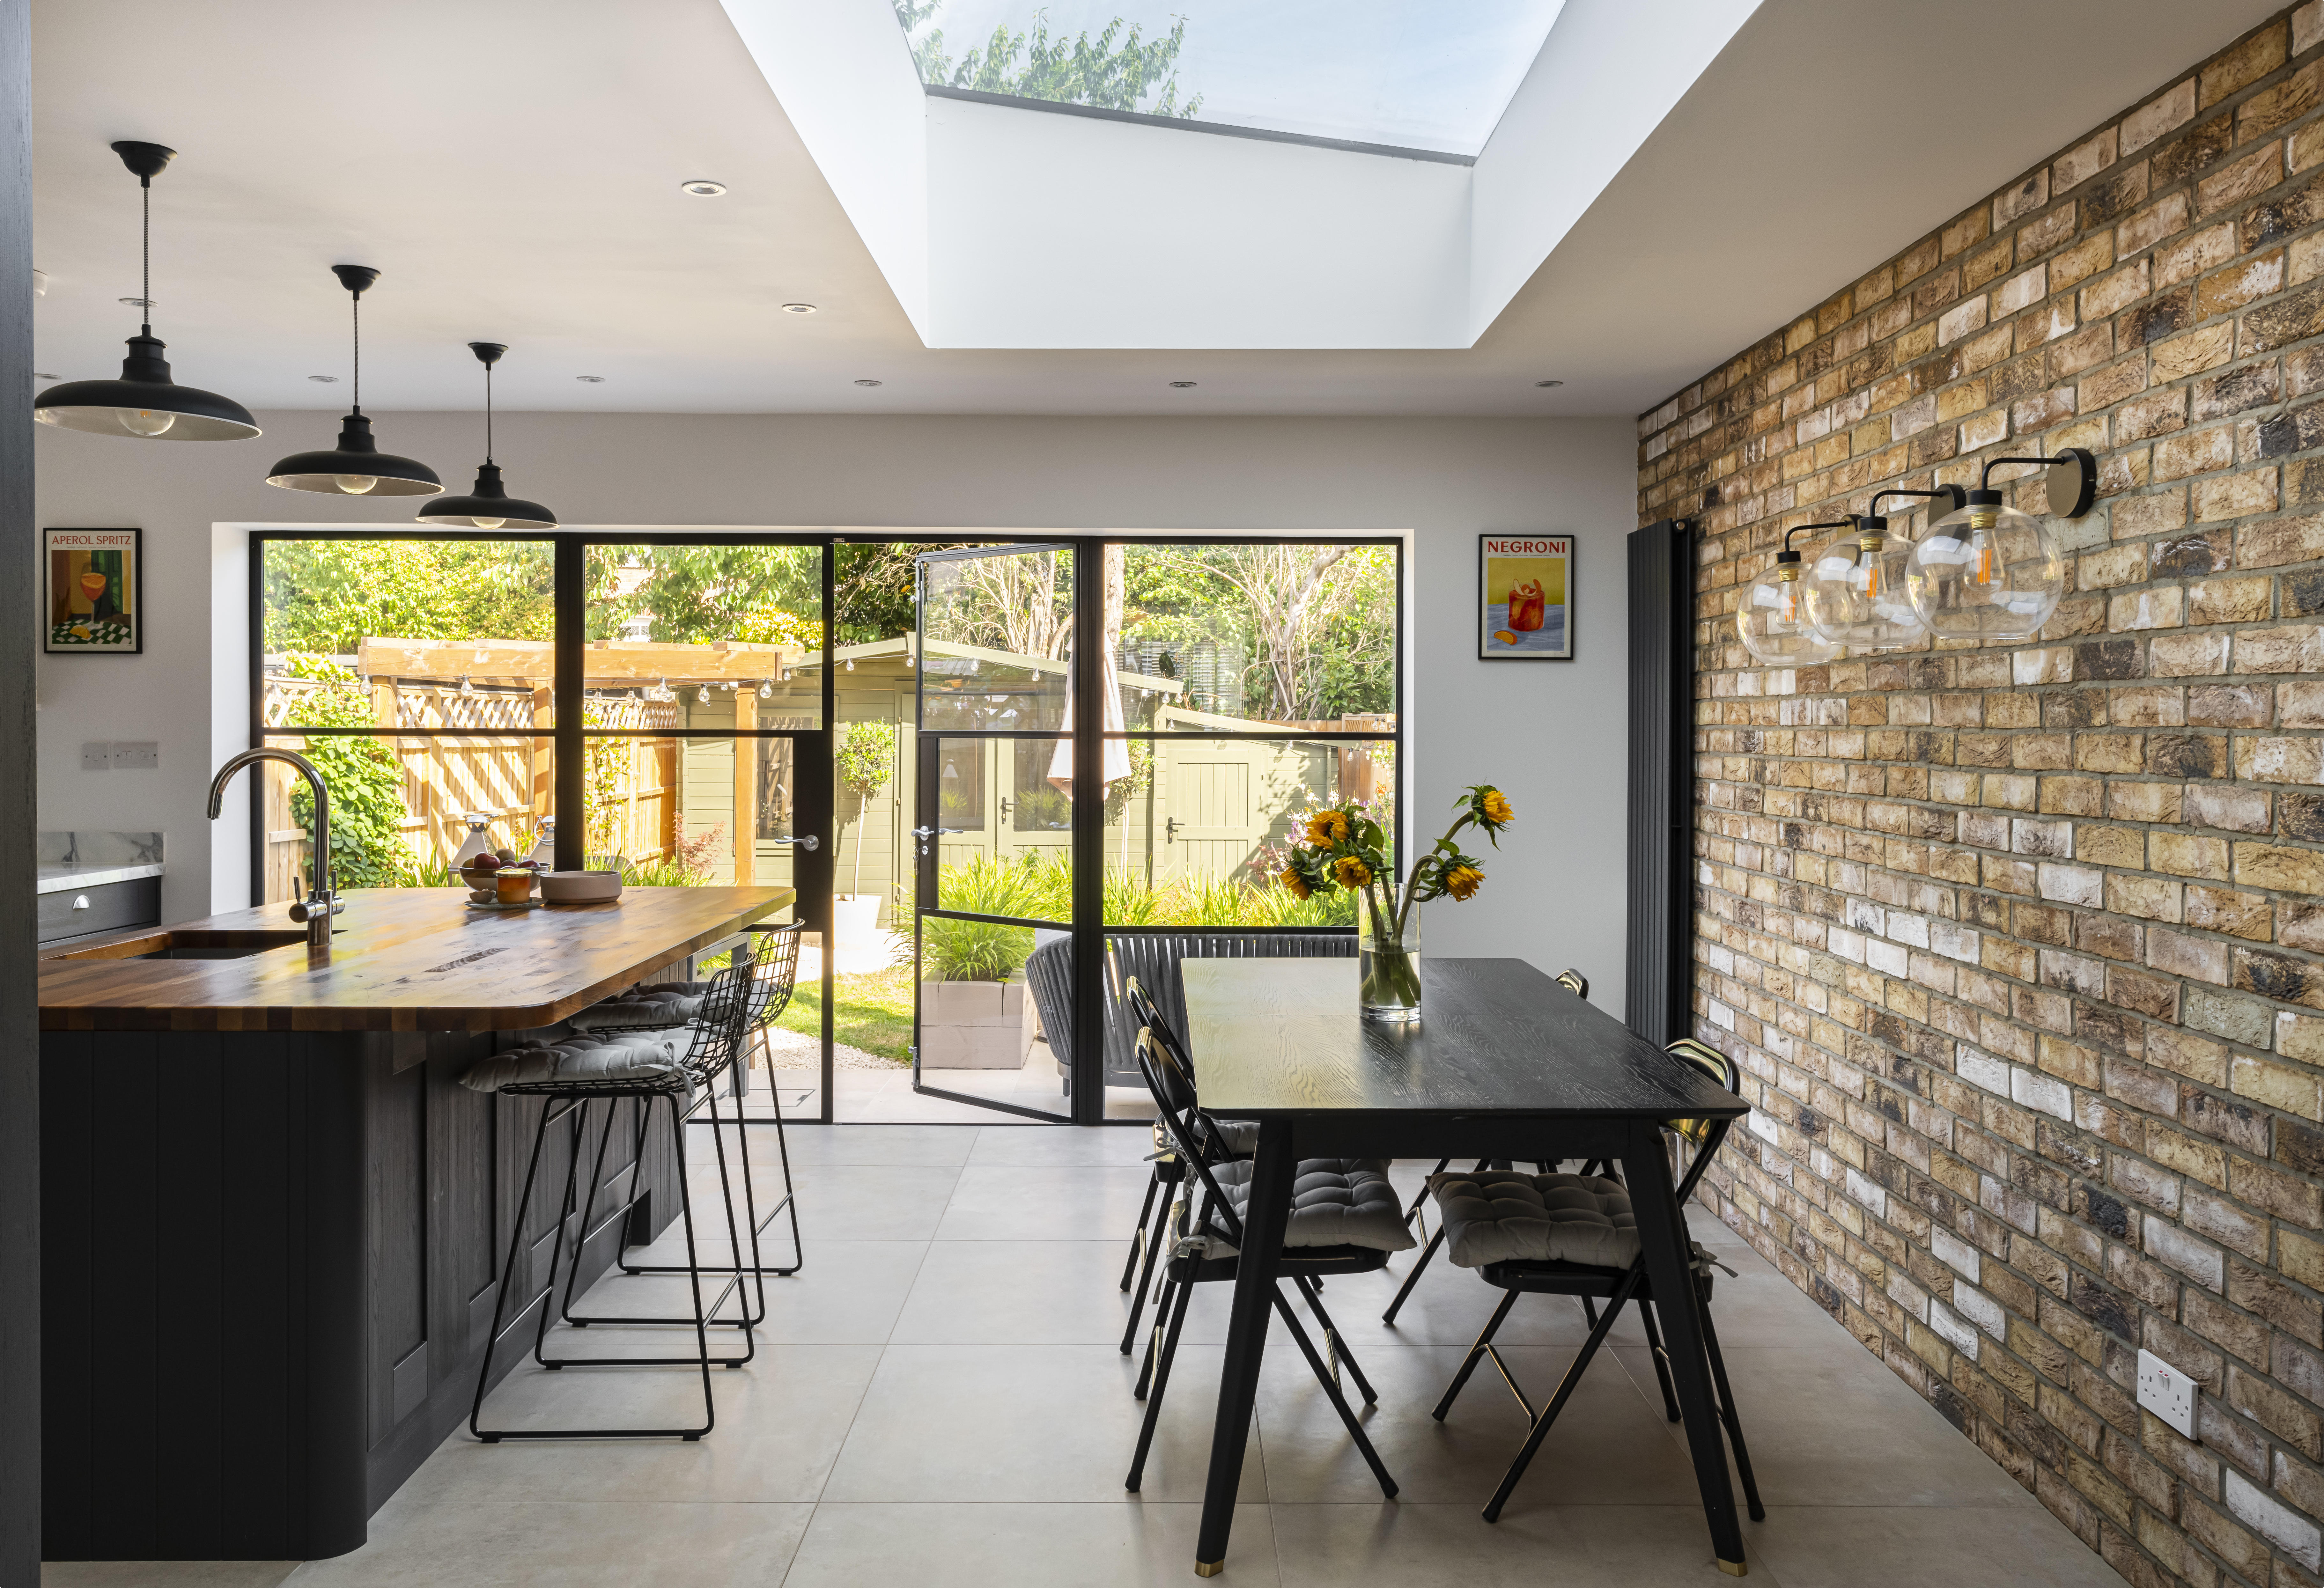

33,142,260,441
415,343,557,529
265,265,442,497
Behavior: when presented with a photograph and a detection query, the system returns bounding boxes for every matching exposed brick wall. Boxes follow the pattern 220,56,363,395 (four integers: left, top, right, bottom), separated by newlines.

1636,10,2324,1585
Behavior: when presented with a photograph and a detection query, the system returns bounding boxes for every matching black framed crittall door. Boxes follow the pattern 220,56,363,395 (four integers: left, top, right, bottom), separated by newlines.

250,530,1403,1128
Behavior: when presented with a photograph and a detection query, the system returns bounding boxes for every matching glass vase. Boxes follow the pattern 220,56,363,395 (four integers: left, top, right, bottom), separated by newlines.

1358,891,1421,1022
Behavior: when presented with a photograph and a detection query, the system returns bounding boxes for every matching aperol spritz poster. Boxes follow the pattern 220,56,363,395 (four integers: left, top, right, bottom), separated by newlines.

45,527,142,654
1477,535,1570,660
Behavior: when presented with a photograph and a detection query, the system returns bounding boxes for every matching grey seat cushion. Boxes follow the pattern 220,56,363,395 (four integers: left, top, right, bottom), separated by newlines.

1149,1115,1260,1159
1201,1158,1414,1254
1429,1171,1637,1270
458,1031,688,1096
567,982,707,1033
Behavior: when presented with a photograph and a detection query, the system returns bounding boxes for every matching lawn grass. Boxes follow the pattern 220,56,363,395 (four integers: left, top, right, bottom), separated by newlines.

777,959,916,1063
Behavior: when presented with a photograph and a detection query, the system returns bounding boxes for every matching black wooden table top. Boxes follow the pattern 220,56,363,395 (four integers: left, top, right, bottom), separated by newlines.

1183,957,1746,1121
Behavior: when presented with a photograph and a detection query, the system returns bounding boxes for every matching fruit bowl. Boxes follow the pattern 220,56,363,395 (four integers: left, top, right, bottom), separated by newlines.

539,870,623,904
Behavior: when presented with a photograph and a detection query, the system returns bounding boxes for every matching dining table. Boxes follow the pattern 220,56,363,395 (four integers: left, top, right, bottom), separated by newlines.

1179,955,1753,1577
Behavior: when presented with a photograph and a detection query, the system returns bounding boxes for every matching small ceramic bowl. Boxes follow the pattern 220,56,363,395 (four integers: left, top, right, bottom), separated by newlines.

540,870,623,904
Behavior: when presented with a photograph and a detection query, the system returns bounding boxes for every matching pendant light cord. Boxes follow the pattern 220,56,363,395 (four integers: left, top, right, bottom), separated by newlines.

139,176,151,336
484,359,494,464
350,289,361,414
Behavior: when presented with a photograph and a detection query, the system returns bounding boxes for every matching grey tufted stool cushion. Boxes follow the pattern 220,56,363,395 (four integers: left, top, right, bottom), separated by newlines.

457,1030,689,1097
1200,1158,1415,1255
567,982,708,1033
1428,1171,1637,1270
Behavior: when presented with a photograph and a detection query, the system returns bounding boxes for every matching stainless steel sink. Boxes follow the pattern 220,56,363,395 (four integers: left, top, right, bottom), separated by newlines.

52,929,308,962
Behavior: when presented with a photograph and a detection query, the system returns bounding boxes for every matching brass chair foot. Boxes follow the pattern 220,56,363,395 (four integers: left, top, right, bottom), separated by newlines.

1195,1562,1225,1578
1716,1557,1747,1576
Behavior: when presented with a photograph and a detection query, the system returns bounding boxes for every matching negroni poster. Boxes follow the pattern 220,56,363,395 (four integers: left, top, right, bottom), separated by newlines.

1478,535,1571,660
46,528,142,654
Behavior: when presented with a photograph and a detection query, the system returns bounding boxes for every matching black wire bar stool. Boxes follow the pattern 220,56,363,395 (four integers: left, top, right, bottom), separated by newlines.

468,963,760,1442
1125,1020,1402,1499
611,922,808,1291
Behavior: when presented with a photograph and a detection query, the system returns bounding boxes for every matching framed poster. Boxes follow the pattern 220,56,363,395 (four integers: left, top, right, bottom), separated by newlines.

1478,534,1571,660
45,528,143,655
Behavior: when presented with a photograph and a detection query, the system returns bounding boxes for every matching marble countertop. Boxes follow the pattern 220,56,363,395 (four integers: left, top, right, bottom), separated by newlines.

37,861,165,895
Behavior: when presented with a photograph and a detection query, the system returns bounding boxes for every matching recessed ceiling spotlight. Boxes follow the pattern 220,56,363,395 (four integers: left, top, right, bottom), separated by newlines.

780,302,817,315
117,296,153,308
1169,380,1197,388
31,269,47,297
308,374,337,382
1534,379,1564,388
854,378,883,386
575,374,606,383
681,180,727,197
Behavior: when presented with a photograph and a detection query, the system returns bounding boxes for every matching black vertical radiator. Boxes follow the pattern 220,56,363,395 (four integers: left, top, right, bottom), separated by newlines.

1625,518,1695,1047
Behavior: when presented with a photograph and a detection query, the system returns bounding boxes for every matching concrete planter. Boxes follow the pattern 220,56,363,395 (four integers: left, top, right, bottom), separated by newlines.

919,978,1029,1069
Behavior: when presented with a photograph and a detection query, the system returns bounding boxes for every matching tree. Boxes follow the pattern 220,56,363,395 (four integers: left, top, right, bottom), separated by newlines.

892,1,1202,118
835,720,899,899
279,656,414,887
262,540,554,655
1125,545,1396,723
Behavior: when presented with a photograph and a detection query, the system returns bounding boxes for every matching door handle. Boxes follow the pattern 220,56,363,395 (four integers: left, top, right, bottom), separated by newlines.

771,835,819,851
1165,818,1184,843
71,894,90,910
909,827,966,838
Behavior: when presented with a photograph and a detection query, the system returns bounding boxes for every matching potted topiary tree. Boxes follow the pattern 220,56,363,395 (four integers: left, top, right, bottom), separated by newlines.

834,719,898,957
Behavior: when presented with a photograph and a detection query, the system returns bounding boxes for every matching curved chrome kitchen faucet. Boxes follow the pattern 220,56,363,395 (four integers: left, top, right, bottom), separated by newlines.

208,747,343,949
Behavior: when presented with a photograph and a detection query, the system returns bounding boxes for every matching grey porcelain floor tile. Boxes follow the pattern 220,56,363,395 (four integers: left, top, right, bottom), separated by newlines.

420,1344,879,1503
1611,1342,2035,1509
819,1343,1265,1504
44,1567,300,1588
890,1238,1189,1345
1268,1258,1601,1349
731,1162,962,1240
1264,1503,1783,1587
734,1123,979,1167
604,1235,929,1345
279,1499,813,1587
1255,1343,1701,1508
780,1502,1280,1588
931,1164,1157,1241
1746,1505,2124,1588
964,1121,1159,1166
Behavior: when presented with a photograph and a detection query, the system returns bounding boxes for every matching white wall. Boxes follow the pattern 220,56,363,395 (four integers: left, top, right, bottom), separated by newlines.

32,412,1636,1006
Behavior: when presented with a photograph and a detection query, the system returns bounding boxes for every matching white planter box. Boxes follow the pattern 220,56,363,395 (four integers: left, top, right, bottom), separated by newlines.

920,978,1030,1069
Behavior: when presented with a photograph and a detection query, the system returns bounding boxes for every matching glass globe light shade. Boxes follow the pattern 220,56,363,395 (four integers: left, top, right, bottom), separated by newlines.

1736,555,1842,664
1803,517,1925,650
1906,489,2064,641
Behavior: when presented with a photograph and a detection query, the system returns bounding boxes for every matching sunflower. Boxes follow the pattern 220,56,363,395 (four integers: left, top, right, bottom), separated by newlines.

1306,810,1350,848
1332,855,1373,889
1472,787,1513,827
1279,865,1312,900
1443,863,1484,901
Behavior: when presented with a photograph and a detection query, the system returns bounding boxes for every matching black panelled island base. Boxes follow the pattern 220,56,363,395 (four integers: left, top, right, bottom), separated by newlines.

1179,957,1752,1577
36,885,792,1563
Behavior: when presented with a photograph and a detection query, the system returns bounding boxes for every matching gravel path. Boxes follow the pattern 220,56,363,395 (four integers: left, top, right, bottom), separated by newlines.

760,1025,902,1071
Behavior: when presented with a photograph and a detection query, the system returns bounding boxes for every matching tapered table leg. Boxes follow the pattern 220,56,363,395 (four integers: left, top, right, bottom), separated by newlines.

1626,1117,1747,1575
1193,1118,1294,1576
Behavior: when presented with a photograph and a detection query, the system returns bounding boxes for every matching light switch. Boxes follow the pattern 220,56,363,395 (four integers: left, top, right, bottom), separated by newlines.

81,741,109,771
114,741,159,770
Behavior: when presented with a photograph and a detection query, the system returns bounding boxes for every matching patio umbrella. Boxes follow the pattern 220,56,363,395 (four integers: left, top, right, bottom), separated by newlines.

1047,645,1132,796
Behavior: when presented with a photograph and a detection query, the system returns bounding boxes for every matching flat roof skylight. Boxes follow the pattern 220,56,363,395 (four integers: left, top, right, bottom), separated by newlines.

891,0,1568,158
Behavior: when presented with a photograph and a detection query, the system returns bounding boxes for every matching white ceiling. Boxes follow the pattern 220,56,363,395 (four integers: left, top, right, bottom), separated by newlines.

28,0,2285,418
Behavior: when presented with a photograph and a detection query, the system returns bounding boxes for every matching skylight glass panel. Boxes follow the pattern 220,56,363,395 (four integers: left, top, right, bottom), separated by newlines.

891,0,1567,158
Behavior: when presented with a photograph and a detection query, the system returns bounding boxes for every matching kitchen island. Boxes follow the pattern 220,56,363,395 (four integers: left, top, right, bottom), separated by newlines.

37,885,794,1563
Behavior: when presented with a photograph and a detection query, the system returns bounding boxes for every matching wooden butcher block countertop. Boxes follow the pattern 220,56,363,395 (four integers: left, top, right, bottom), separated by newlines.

37,885,794,1033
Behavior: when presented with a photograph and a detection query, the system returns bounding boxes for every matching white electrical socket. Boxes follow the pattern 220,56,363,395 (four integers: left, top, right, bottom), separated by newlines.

80,741,109,771
2137,1348,2197,1437
114,741,158,770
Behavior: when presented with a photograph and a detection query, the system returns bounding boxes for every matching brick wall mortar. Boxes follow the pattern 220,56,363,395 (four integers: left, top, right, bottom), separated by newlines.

1638,10,2324,1586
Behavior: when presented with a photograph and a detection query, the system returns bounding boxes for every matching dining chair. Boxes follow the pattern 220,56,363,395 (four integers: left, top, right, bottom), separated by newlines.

1124,1020,1409,1499
1422,1035,1764,1525
1380,966,1593,1327
1116,974,1257,1359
